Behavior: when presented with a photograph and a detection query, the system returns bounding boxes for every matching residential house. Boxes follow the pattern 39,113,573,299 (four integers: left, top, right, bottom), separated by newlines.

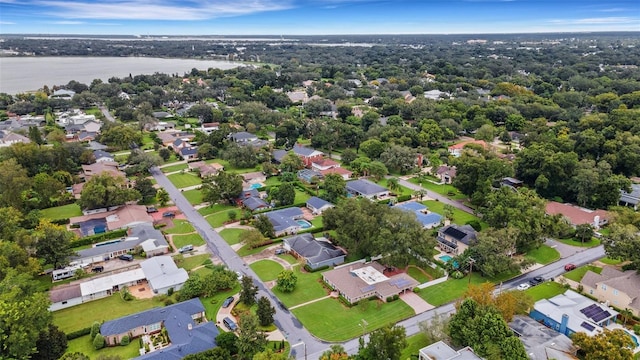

435,165,456,184
619,183,640,210
50,89,76,100
394,202,443,229
581,267,640,317
237,189,270,211
292,144,324,167
87,141,108,151
509,316,577,360
242,171,266,187
447,140,488,157
0,130,31,147
283,233,346,270
501,177,524,189
69,204,153,236
436,224,477,254
260,207,305,237
345,179,389,199
49,284,84,311
323,261,419,304
188,161,224,177
158,131,195,148
311,158,340,172
320,167,352,180
93,150,114,163
178,147,198,161
80,161,125,181
545,201,609,229
424,89,451,100
297,169,323,183
79,268,147,303
140,256,189,294
150,121,176,131
418,341,482,360
76,130,97,142
200,122,220,134
229,131,258,143
152,111,172,119
530,290,618,337
306,196,334,215
286,91,308,104
100,298,218,360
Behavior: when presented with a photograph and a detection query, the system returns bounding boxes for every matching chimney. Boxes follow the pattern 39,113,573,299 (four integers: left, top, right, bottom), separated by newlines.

560,314,569,335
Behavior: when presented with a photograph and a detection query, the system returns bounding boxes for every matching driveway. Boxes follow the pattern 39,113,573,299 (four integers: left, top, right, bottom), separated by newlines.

400,292,434,314
215,294,238,331
545,238,585,259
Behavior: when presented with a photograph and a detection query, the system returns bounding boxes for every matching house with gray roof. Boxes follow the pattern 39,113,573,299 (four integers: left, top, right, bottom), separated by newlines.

345,179,389,199
49,284,83,311
0,130,31,147
272,149,288,163
230,131,258,143
394,202,443,229
101,298,218,359
581,266,640,317
620,183,640,210
509,315,577,360
260,207,305,237
243,196,271,211
436,224,477,255
306,196,334,215
283,233,346,270
93,150,114,163
140,256,189,295
418,340,482,360
178,146,198,160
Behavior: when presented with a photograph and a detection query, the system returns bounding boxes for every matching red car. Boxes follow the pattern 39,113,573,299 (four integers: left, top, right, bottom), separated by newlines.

564,263,576,271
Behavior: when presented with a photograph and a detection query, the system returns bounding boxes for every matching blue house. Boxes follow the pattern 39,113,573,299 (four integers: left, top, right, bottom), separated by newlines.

530,290,618,338
101,298,218,359
283,233,346,270
345,179,389,199
306,196,334,215
394,202,443,229
259,207,305,236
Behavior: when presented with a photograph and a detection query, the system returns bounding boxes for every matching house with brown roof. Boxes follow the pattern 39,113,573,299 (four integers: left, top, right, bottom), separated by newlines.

0,130,31,147
188,161,224,177
81,161,125,181
322,261,418,304
69,204,153,236
435,165,456,184
581,267,640,317
320,167,352,180
545,202,609,230
311,158,340,172
49,283,83,311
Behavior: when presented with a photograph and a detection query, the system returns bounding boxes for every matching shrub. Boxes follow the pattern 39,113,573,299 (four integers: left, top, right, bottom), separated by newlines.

413,287,421,293
93,334,105,350
303,264,329,273
465,220,482,231
90,322,101,340
167,288,174,296
120,335,130,346
397,194,411,202
393,294,399,301
164,298,175,306
386,296,393,302
66,327,91,340
452,271,464,279
70,229,128,248
51,218,71,225
634,324,640,335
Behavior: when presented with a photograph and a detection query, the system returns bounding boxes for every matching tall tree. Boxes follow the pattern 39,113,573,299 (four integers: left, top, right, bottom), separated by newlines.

418,311,450,345
235,313,267,360
33,220,76,269
201,171,243,205
279,152,304,173
319,345,349,360
575,223,595,243
254,215,275,238
276,270,297,293
32,324,68,360
239,276,258,306
322,173,346,203
602,223,640,271
0,158,30,211
79,173,140,210
256,296,275,327
571,329,633,360
269,182,295,207
356,325,406,360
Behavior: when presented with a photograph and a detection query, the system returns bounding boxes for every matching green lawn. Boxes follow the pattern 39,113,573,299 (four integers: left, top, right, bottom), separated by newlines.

564,265,602,282
54,294,164,333
272,267,327,307
264,176,282,186
600,257,623,265
407,265,433,284
249,259,285,282
207,159,260,174
409,177,467,200
421,200,487,229
172,233,205,248
374,178,413,197
163,219,195,234
557,237,602,248
201,286,241,321
182,189,204,205
292,297,414,341
66,334,140,359
400,333,430,360
525,281,567,301
161,163,189,173
279,254,299,265
198,203,237,216
40,203,82,220
419,273,493,306
219,228,247,245
294,189,311,204
176,254,211,271
525,245,561,265
205,209,238,228
167,172,202,188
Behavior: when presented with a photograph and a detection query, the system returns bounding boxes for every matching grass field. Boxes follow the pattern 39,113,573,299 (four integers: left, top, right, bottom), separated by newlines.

272,266,327,307
599,257,623,265
163,219,195,234
40,203,82,220
419,273,493,306
292,297,414,341
279,254,299,265
205,209,238,228
206,159,260,174
167,172,202,188
294,189,311,204
182,189,204,205
564,265,602,282
172,233,205,248
558,237,601,248
249,259,284,282
407,265,433,284
525,281,567,301
421,200,487,229
198,203,237,216
54,294,163,333
400,333,430,360
66,334,140,358
219,228,247,245
525,245,561,265
160,163,188,173
408,177,467,200
176,254,211,271
374,178,413,197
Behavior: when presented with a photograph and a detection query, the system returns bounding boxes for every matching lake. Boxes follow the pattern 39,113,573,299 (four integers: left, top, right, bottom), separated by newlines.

0,57,244,94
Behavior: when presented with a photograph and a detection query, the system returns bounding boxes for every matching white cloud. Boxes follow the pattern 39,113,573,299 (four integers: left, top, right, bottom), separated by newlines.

0,21,16,24
37,0,294,20
598,8,627,12
547,17,639,25
50,20,85,25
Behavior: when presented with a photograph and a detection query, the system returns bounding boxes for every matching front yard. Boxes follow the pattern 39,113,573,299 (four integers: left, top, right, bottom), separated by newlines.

557,237,601,248
160,163,188,173
408,177,467,200
219,228,248,245
249,259,284,282
163,219,195,235
182,189,204,205
525,245,560,265
66,334,140,359
272,266,327,308
525,281,567,301
563,265,602,282
175,254,211,271
167,172,202,188
172,233,205,248
418,273,491,307
421,200,487,229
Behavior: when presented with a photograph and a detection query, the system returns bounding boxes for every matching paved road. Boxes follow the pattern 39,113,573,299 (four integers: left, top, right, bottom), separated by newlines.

99,104,116,122
150,167,327,358
396,177,476,215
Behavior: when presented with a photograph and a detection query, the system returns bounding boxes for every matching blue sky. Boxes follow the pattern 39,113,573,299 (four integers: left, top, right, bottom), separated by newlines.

0,0,639,35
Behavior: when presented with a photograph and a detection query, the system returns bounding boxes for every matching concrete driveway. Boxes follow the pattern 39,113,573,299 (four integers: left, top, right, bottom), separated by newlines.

400,291,434,314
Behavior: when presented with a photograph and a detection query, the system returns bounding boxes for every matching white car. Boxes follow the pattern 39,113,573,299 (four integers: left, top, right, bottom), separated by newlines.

517,283,531,291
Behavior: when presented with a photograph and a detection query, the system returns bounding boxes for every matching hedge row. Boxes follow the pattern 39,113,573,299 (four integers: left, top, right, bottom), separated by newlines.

70,229,128,248
66,326,91,340
303,264,329,273
51,218,71,225
396,194,412,202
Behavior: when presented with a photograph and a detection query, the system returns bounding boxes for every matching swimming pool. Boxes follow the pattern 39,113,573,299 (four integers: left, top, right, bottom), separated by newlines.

624,330,639,347
439,255,453,262
250,183,262,190
296,220,312,229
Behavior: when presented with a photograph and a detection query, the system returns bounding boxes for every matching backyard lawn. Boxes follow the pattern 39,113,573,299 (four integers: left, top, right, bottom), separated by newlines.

419,273,492,306
172,233,205,248
54,294,163,333
39,203,82,220
160,163,188,173
292,297,414,341
205,209,238,228
406,265,433,284
163,219,195,234
525,281,567,301
66,334,140,358
400,333,430,360
167,172,202,188
182,189,204,205
294,189,311,204
564,265,602,282
558,237,601,248
272,267,327,307
175,254,211,271
219,228,247,245
249,259,284,282
198,203,237,216
525,245,561,265
421,200,487,229
408,177,467,200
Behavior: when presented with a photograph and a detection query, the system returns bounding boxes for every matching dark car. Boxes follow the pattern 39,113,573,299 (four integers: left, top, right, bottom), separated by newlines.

146,207,158,213
275,248,287,255
529,276,544,286
91,265,104,273
119,254,134,261
564,263,576,271
222,296,234,308
162,211,175,218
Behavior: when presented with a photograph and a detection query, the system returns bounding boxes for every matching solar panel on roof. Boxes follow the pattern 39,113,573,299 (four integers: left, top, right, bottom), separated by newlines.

393,279,412,288
360,285,375,293
580,322,596,331
592,311,611,323
443,227,467,240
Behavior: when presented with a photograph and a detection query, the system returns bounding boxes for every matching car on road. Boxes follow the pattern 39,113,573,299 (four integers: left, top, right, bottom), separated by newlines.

222,296,234,308
162,211,175,218
529,276,544,286
146,207,158,213
564,263,576,271
517,283,531,291
275,248,287,255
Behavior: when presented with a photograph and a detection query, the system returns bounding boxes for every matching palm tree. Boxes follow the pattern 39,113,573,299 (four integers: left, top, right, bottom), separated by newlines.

621,308,633,326
414,189,427,201
388,177,400,192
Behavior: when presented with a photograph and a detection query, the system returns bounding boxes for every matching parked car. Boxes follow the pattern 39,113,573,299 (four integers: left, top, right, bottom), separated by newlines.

119,254,134,261
564,263,576,271
146,207,158,213
179,244,193,253
236,271,243,281
222,296,234,308
91,265,104,273
162,211,175,218
223,317,237,331
529,276,544,286
275,248,287,255
517,283,531,291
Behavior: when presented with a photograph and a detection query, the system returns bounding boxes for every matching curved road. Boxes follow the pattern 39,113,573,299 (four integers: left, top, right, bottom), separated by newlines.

151,166,605,359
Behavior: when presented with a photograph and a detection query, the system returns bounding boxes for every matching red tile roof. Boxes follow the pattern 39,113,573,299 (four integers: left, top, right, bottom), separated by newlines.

545,201,609,226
